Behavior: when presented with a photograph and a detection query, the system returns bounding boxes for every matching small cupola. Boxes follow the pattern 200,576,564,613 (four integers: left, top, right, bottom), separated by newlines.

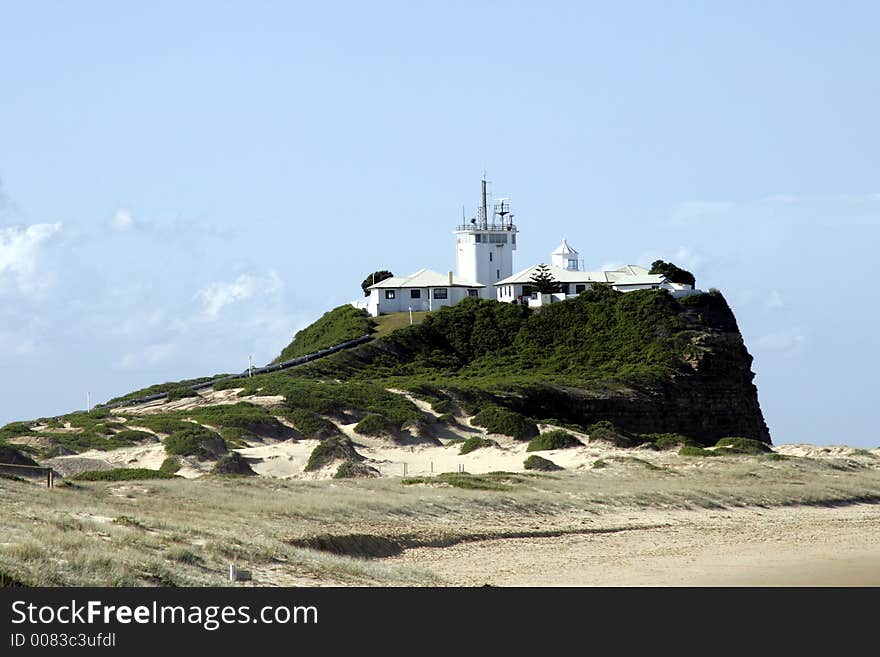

551,239,580,270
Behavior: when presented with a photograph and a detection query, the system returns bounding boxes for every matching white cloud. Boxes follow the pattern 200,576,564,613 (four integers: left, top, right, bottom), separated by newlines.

114,342,175,371
753,330,806,356
195,272,282,319
765,289,784,310
0,222,62,294
109,209,136,231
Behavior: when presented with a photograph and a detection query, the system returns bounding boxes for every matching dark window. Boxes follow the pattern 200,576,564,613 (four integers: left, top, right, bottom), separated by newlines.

489,251,493,262
385,290,396,299
410,289,421,299
433,288,448,299
559,283,569,294
496,269,500,279
575,284,586,293
475,234,482,243
467,289,478,297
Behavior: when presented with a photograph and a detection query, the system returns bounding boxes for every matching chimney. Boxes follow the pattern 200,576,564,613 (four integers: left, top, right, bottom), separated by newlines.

448,271,453,285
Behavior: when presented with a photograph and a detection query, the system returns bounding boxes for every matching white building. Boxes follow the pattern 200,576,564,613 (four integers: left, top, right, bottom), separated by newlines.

361,179,702,316
496,240,700,307
365,269,483,317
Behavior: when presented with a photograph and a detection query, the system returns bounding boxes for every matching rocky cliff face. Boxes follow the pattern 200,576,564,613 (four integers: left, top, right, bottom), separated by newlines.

493,300,771,445
289,289,772,446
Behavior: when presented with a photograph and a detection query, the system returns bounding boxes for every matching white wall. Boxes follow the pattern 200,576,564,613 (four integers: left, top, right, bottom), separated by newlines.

368,286,479,316
454,229,517,298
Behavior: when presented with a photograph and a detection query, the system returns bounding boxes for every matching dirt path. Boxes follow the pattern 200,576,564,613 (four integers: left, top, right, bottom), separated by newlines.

388,503,880,586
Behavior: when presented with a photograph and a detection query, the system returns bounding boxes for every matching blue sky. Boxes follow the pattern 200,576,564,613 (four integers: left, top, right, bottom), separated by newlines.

1,2,878,446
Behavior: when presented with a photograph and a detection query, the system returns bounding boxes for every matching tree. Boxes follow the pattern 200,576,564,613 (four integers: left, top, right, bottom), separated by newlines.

649,260,695,287
529,263,559,294
360,270,394,296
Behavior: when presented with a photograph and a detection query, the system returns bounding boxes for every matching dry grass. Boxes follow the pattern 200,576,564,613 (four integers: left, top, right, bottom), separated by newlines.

372,311,429,338
1,454,879,587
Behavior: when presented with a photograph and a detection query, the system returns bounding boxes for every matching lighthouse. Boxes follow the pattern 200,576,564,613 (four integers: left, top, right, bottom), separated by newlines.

453,176,518,299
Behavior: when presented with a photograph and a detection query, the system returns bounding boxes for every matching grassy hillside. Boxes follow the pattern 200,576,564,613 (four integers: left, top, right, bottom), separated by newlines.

274,305,374,363
265,287,707,385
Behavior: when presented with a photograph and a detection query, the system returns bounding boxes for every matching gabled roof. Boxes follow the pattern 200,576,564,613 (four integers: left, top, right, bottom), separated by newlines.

552,239,578,255
495,264,666,287
610,274,668,286
368,268,484,289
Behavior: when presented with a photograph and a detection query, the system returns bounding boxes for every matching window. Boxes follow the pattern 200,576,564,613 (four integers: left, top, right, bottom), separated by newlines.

489,251,493,262
433,288,448,299
384,290,396,299
467,289,478,297
559,283,569,294
488,234,507,244
511,234,516,245
496,269,500,279
568,259,578,269
410,289,421,299
575,284,586,293
475,234,482,243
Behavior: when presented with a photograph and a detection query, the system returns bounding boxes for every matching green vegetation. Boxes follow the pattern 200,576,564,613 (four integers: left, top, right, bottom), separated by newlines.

372,311,429,338
354,414,392,437
282,409,340,440
471,406,538,441
650,260,696,287
103,376,219,406
166,387,200,401
72,468,177,481
679,446,720,457
526,429,583,452
715,437,773,454
402,471,524,490
586,420,634,447
333,460,380,479
212,453,256,476
529,263,559,294
216,377,426,433
648,433,699,450
305,436,364,472
523,455,562,471
159,457,181,475
164,426,227,460
459,436,499,455
274,305,373,363
361,270,394,296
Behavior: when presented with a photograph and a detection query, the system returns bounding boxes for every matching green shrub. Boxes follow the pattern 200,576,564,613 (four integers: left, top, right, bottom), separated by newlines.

436,413,456,425
585,421,634,447
283,409,341,440
648,433,698,450
678,446,719,457
212,453,256,476
402,472,520,490
72,468,176,481
715,437,772,454
459,436,499,455
592,459,607,469
334,460,380,479
354,414,392,437
164,426,227,459
523,455,562,471
526,430,582,452
112,430,156,443
159,457,181,475
471,406,538,441
305,436,364,472
274,305,373,363
166,387,199,401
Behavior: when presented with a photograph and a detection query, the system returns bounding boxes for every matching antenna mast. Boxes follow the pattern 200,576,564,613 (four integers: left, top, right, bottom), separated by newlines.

481,174,488,228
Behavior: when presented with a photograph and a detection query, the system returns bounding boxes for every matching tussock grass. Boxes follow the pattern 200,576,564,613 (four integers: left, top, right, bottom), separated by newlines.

0,454,879,586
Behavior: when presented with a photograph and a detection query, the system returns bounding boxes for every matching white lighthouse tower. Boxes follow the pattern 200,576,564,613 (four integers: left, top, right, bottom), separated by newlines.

454,176,518,298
